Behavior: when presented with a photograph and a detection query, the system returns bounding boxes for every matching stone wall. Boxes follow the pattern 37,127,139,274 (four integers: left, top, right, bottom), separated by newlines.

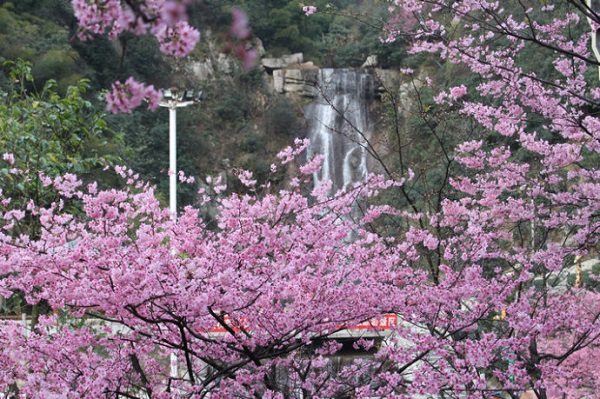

260,53,405,100
261,53,320,97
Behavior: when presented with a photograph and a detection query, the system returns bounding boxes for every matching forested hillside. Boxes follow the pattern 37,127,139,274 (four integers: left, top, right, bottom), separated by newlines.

0,0,407,207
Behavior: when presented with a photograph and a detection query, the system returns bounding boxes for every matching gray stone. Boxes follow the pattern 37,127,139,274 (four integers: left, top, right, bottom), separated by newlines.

280,68,318,96
273,70,284,93
283,53,304,65
374,68,401,90
262,57,286,70
217,53,232,74
262,53,304,70
362,55,378,68
253,37,266,57
190,60,214,81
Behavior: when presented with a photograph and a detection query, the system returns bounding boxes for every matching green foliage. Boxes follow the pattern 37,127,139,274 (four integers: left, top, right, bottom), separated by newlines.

240,132,262,153
69,37,121,91
32,48,83,91
0,59,124,215
215,87,250,122
266,97,297,136
242,0,333,61
7,0,74,25
317,2,406,67
0,2,88,93
122,34,172,87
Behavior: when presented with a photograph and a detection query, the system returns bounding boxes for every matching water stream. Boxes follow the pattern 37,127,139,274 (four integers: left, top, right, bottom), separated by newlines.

304,69,375,194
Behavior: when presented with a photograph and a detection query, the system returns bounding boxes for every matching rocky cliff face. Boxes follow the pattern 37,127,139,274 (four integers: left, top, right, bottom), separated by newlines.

260,53,403,99
265,55,320,97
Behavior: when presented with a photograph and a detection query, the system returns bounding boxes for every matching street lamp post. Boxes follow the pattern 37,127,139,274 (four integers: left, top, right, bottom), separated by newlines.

159,88,206,218
158,88,205,379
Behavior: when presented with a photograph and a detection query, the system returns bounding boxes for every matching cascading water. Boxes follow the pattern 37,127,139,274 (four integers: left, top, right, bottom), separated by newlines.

304,69,375,195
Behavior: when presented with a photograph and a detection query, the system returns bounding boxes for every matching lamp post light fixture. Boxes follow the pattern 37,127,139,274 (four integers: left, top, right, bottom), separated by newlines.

158,88,206,218
158,88,206,379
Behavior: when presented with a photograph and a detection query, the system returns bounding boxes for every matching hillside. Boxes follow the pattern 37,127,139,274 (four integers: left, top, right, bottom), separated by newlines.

1,0,407,206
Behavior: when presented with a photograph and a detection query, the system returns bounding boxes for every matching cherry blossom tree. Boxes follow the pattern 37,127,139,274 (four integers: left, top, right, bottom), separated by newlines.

377,1,600,398
0,0,599,398
71,0,256,113
0,141,413,398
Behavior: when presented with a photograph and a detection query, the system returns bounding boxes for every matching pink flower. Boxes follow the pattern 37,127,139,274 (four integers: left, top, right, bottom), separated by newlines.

449,85,467,99
230,8,251,40
144,86,162,111
237,170,257,187
159,1,188,27
302,5,317,16
300,154,325,175
105,78,161,114
2,153,15,165
155,21,200,57
233,44,258,71
242,48,259,70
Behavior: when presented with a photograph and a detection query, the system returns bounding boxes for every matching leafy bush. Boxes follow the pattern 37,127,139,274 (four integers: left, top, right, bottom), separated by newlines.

215,88,249,122
240,132,262,153
266,97,297,136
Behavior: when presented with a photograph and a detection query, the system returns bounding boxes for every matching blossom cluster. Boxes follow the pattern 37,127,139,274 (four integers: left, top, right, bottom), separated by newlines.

303,5,317,16
73,1,260,112
71,0,200,113
383,1,600,396
226,7,258,71
105,77,161,113
71,0,199,53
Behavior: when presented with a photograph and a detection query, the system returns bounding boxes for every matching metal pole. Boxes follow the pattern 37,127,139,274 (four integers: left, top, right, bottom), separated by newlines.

169,106,177,218
169,105,178,378
159,88,206,381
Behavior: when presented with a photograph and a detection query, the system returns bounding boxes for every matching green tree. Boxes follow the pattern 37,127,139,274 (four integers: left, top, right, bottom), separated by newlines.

0,2,88,93
0,60,124,226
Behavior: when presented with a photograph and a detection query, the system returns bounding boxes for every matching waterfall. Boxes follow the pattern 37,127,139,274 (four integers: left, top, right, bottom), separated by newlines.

304,69,375,195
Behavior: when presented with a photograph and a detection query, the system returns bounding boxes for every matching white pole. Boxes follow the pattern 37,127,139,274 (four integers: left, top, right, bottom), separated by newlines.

168,105,179,379
169,106,177,219
160,89,205,382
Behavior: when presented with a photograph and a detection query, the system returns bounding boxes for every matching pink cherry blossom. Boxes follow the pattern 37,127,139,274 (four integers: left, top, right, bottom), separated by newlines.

302,5,317,16
230,8,251,40
449,85,467,99
69,1,200,112
154,20,200,57
105,77,161,113
2,153,14,165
